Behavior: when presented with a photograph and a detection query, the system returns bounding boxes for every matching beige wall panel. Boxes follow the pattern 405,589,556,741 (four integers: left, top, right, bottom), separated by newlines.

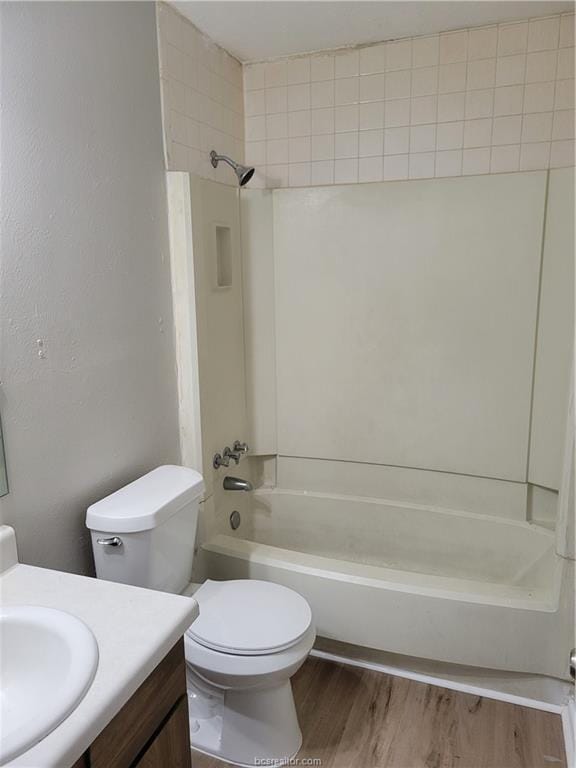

240,190,277,454
276,457,528,521
189,176,248,498
528,168,575,491
274,173,547,481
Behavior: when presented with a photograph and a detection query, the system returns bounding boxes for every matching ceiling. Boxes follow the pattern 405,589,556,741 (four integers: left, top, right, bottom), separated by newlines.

173,1,574,61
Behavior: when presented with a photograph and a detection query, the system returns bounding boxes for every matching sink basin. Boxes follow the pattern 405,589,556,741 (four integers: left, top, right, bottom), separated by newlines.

0,606,99,765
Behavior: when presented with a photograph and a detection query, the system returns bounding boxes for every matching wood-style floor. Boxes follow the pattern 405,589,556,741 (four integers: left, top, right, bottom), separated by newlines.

192,657,567,768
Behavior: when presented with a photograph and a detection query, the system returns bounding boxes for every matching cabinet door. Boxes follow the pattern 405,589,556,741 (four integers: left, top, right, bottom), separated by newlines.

135,697,191,768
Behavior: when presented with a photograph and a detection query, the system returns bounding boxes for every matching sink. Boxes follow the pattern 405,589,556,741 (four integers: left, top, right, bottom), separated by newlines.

0,606,99,765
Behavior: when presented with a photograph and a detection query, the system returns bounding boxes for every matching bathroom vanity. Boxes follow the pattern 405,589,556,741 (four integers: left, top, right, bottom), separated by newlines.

74,640,190,768
0,526,197,768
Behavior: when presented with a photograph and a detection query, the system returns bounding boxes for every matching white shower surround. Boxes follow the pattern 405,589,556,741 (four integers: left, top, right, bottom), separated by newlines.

203,488,573,680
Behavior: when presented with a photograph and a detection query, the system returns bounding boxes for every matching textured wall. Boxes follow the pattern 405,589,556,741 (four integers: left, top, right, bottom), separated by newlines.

0,2,180,574
243,12,575,188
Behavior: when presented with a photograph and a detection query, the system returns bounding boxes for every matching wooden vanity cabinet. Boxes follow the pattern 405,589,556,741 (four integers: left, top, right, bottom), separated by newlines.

79,638,191,768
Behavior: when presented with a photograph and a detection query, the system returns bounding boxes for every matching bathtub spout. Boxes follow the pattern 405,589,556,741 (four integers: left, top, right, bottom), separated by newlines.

223,476,253,491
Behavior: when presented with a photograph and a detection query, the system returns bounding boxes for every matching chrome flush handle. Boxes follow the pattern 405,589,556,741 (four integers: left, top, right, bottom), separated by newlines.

96,536,123,547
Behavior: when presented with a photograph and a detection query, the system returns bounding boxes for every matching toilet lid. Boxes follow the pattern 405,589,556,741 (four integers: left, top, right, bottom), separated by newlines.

187,580,312,656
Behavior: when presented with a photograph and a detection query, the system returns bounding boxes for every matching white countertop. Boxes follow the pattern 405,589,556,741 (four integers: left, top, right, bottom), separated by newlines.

0,529,198,768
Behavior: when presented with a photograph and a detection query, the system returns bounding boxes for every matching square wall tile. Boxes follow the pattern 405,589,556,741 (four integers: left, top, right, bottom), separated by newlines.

468,26,498,60
360,44,387,74
439,63,467,93
359,101,384,129
289,136,311,162
490,144,520,172
385,98,411,127
384,126,410,154
435,149,462,177
311,107,335,135
288,84,311,111
520,141,551,169
289,162,311,186
383,153,409,180
412,66,438,96
266,112,288,138
311,55,335,82
245,89,265,116
288,109,311,136
360,74,385,102
411,95,437,124
464,118,493,148
311,80,335,108
552,109,575,140
360,129,385,156
335,131,359,158
335,49,360,78
437,92,465,122
334,157,359,183
335,104,360,132
555,79,575,109
409,151,435,178
311,160,334,184
244,63,265,91
287,57,311,85
524,81,555,113
496,54,526,87
465,89,494,119
462,146,490,174
412,36,440,68
550,138,575,166
311,133,335,161
492,114,522,145
493,85,524,115
335,77,360,105
266,86,287,114
526,50,558,82
436,121,464,150
439,30,468,63
528,17,560,52
266,138,288,164
387,40,412,71
386,70,412,99
557,47,575,79
498,22,528,56
359,155,384,182
467,59,496,90
522,111,553,142
265,60,287,88
410,123,436,152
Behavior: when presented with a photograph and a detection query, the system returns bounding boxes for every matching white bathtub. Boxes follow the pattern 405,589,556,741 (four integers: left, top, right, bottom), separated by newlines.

203,489,574,679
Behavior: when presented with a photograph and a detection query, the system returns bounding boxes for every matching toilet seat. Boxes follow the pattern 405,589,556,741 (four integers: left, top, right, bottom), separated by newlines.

186,579,312,656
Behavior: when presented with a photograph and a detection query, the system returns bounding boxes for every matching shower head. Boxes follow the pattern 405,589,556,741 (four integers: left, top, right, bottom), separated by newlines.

210,150,255,187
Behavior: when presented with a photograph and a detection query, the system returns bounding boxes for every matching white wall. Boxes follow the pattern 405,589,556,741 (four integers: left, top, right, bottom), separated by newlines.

528,167,575,490
0,2,180,574
243,12,575,188
157,2,245,184
273,173,546,482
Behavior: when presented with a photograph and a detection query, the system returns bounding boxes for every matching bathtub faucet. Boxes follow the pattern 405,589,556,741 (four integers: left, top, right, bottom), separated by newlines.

223,476,253,492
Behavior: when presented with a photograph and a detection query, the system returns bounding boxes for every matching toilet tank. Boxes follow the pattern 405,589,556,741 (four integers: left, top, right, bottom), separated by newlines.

86,466,204,594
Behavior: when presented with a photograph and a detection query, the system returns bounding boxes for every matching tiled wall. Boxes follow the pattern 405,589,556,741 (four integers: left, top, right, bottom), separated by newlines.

156,2,244,185
243,13,575,188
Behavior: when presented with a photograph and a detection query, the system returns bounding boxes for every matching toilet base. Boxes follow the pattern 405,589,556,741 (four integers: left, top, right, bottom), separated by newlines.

187,679,303,767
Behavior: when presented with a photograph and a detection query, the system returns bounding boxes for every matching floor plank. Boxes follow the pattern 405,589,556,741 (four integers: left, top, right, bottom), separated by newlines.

192,657,566,768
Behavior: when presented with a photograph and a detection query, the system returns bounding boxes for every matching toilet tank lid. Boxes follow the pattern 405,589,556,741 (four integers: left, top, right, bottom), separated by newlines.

86,466,204,533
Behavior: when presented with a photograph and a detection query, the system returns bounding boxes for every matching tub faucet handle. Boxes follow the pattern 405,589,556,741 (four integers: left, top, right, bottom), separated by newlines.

233,440,249,454
223,446,240,465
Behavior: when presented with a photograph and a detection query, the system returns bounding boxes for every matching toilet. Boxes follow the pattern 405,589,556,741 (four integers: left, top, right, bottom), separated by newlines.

86,465,315,767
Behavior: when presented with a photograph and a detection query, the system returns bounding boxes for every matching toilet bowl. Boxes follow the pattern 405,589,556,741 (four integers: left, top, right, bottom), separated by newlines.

184,579,315,766
86,466,315,767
